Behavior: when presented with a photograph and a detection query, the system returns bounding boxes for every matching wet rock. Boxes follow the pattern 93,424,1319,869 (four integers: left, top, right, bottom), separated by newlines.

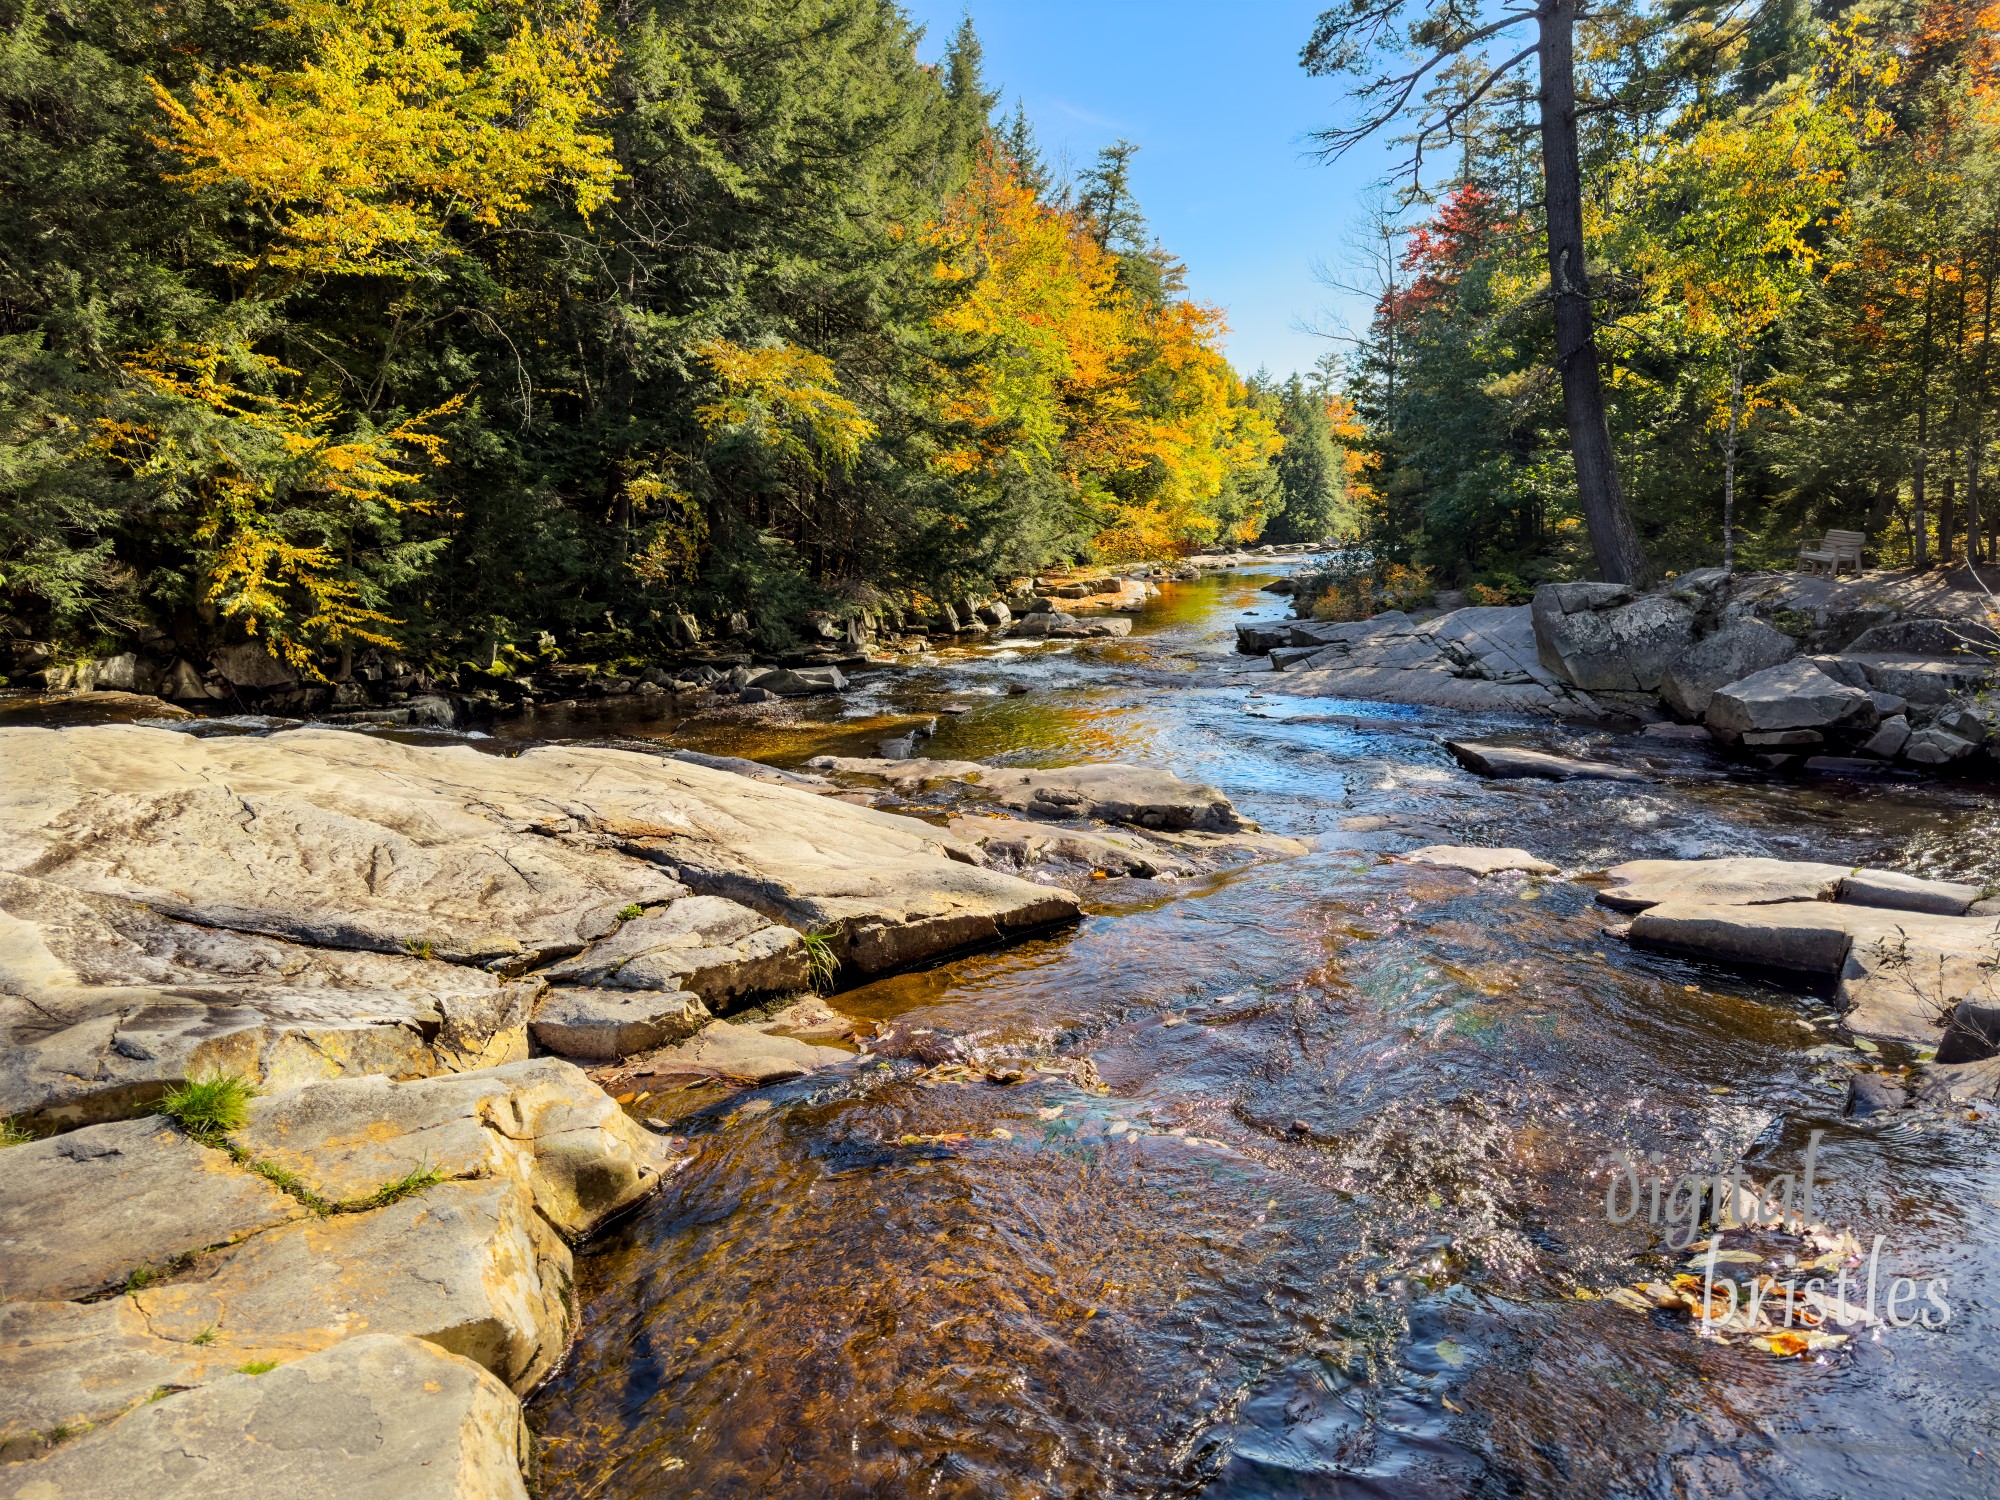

1704,658,1877,741
621,1018,850,1085
1640,722,1715,743
750,996,860,1045
7,1333,529,1499
540,895,808,1008
1657,619,1799,719
745,666,847,697
1532,585,1695,692
1445,740,1645,782
1596,857,1850,911
0,1117,302,1302
980,763,1244,831
1398,845,1559,877
1601,857,2000,1044
1918,1055,2000,1104
1837,869,1982,916
530,987,710,1060
1845,1070,1908,1117
1936,999,2000,1064
1012,612,1132,639
1628,901,1860,973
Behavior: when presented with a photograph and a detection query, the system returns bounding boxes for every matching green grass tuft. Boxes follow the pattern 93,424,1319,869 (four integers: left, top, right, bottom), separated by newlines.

617,903,645,922
355,1162,445,1210
154,1072,257,1140
124,1263,157,1294
402,936,436,960
235,1360,278,1376
801,928,840,992
190,1326,218,1346
0,1116,31,1147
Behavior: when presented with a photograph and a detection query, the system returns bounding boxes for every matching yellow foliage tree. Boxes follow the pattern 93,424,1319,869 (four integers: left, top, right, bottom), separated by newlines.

695,339,877,475
928,146,1280,562
100,345,462,671
153,0,620,279
127,0,621,668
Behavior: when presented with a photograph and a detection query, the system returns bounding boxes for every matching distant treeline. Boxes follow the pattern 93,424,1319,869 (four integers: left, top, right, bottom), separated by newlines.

0,0,1350,672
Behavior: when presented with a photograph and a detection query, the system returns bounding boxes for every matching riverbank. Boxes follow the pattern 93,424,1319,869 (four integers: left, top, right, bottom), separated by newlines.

6,563,2000,1497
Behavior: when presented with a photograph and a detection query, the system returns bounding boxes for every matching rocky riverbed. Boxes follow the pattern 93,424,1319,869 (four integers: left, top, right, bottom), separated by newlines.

6,561,2000,1498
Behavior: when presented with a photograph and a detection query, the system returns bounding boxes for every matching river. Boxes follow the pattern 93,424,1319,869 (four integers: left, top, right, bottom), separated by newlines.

508,565,2000,1498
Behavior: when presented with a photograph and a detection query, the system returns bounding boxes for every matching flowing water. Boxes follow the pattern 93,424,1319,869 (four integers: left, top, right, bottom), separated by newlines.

516,570,2000,1499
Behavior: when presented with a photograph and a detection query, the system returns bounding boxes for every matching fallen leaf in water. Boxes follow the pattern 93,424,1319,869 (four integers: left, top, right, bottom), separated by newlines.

990,1127,1013,1141
1442,1395,1465,1414
1434,1338,1470,1367
895,1132,970,1146
1750,1329,1848,1356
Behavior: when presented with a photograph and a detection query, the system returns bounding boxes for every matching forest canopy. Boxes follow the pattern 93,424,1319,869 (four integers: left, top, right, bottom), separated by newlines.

0,0,1326,671
1310,0,1999,599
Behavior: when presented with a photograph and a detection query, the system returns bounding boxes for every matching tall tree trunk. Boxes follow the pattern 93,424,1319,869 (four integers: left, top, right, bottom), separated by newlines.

1970,219,1998,569
1722,354,1745,572
1914,254,1936,570
1537,0,1652,585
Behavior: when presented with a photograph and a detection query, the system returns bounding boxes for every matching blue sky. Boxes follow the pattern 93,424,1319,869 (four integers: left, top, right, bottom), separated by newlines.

901,0,1406,381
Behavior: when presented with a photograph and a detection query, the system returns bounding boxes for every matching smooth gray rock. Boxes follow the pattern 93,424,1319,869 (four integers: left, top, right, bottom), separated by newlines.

1838,653,1993,706
1445,740,1645,782
1595,857,1850,911
1704,659,1877,740
1838,869,1982,916
6,1334,528,1499
541,895,808,1007
0,1118,302,1302
979,763,1244,831
746,666,847,696
531,988,710,1060
1658,619,1799,718
1532,586,1694,692
1398,845,1558,876
121,1176,573,1389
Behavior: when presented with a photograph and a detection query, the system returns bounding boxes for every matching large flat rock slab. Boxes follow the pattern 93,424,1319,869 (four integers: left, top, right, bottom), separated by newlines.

530,986,710,1061
1598,857,2000,1044
4,1333,528,1499
620,1019,851,1085
0,727,685,965
124,1176,572,1390
1597,858,1851,911
0,872,535,1128
0,728,1081,1118
541,895,807,1005
804,757,1247,832
228,1058,671,1238
1446,741,1646,783
0,1117,301,1302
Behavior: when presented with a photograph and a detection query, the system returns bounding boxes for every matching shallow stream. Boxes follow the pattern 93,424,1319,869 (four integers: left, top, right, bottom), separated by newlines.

517,569,2000,1499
